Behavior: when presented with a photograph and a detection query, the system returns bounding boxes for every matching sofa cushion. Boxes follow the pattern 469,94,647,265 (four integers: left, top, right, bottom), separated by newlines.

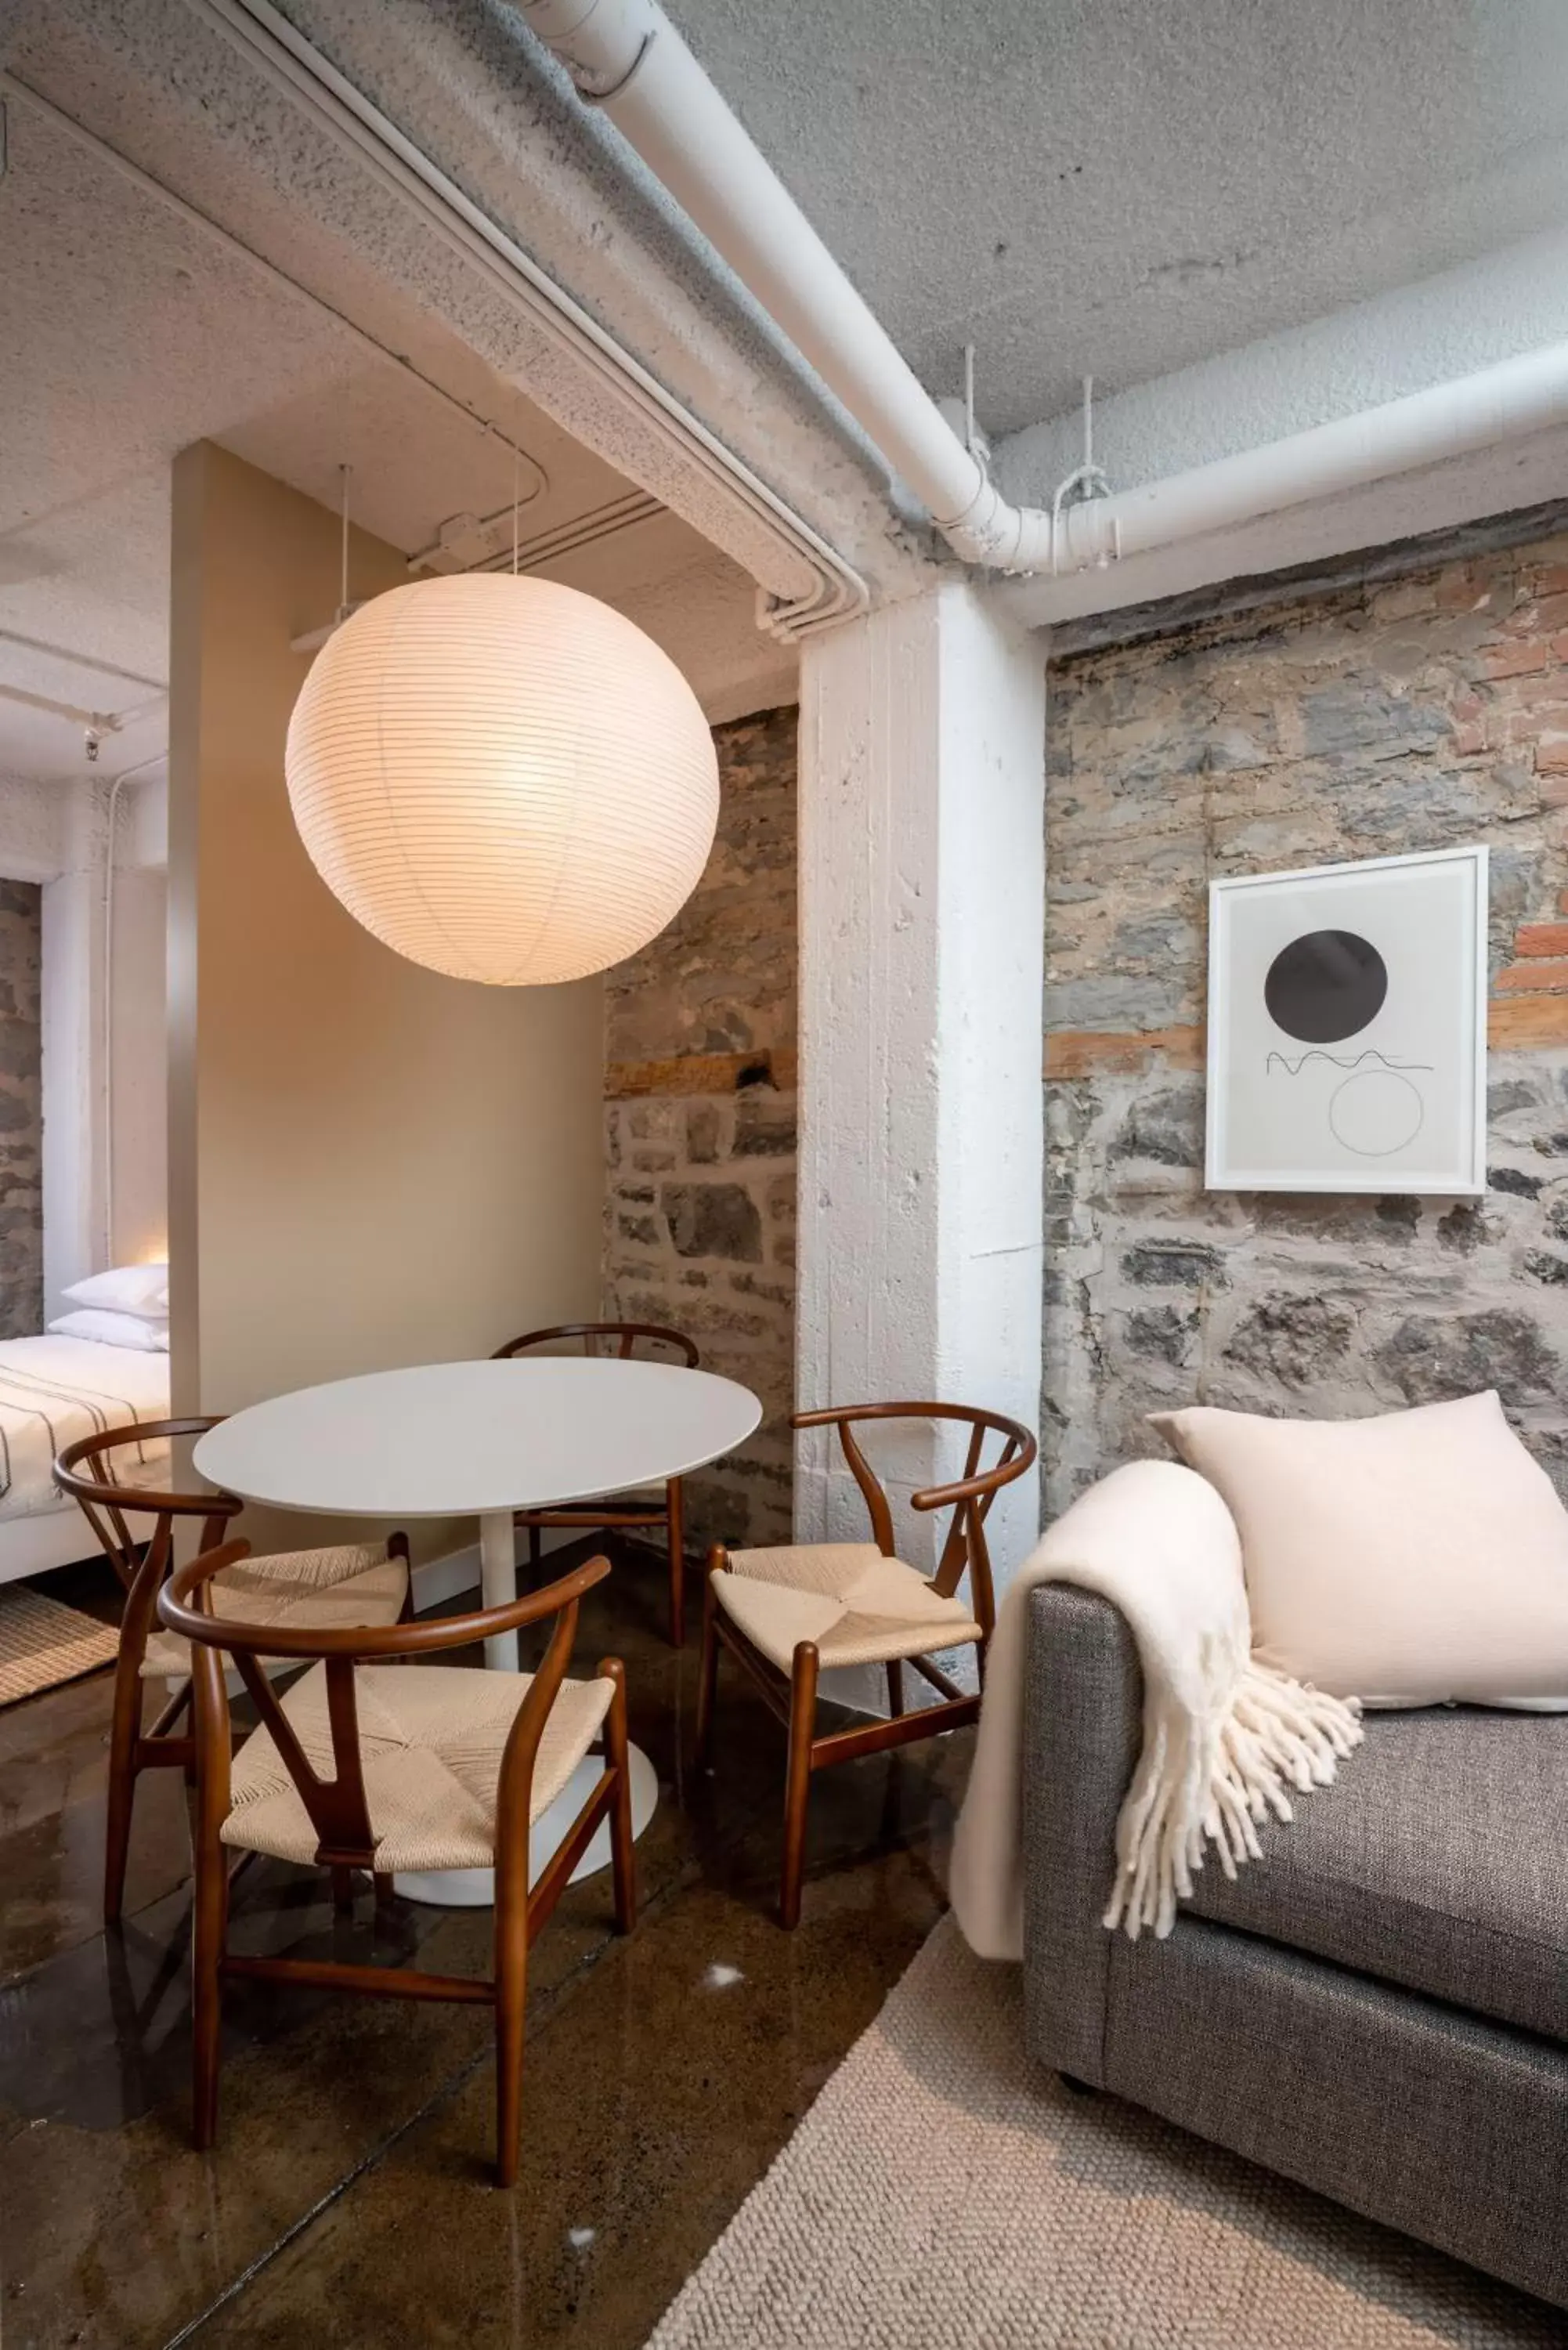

1184,1703,1568,2044
1148,1390,1568,1708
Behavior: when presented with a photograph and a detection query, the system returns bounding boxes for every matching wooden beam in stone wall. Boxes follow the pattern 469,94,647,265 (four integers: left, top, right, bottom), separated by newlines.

606,1047,800,1099
1044,996,1568,1078
1044,1027,1204,1078
1489,995,1568,1049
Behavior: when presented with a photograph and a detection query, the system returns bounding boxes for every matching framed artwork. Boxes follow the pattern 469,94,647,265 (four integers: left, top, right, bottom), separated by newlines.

1205,845,1488,1195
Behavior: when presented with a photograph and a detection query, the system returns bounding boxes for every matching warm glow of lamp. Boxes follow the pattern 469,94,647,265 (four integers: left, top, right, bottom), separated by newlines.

284,573,720,985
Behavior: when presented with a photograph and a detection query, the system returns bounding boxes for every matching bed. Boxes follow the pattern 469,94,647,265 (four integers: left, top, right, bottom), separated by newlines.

0,1335,171,1585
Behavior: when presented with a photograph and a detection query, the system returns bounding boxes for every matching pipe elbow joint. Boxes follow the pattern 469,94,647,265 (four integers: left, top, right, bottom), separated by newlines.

514,0,657,96
935,476,1031,572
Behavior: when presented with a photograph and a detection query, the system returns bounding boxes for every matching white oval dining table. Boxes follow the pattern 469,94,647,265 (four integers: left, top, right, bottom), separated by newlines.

193,1357,762,1907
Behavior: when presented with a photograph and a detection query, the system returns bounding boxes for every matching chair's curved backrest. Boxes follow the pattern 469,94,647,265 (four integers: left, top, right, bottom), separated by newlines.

54,1418,241,1595
493,1321,699,1369
789,1401,1038,1638
159,1546,612,1872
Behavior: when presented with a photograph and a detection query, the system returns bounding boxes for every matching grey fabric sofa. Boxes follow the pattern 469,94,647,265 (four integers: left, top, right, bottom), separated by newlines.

1021,1584,1568,2310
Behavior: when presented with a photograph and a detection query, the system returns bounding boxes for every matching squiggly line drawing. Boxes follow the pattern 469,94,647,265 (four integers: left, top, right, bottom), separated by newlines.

1265,1047,1433,1077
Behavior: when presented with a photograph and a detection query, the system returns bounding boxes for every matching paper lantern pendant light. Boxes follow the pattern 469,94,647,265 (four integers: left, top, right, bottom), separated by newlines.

285,573,720,985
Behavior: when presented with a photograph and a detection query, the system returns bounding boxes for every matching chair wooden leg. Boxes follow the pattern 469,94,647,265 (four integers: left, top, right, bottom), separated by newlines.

886,1659,905,1718
103,1652,143,1928
331,1865,355,1914
527,1524,541,1578
666,1477,686,1648
780,1642,819,1931
493,1846,529,2189
695,1552,724,1769
191,1812,229,2151
599,1659,637,1935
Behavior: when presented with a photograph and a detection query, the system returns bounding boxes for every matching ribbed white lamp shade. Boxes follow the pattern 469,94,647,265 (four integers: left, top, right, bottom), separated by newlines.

284,573,720,985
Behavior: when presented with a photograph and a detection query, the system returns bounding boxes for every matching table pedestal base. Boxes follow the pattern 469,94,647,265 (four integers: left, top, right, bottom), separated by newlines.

480,1506,522,1672
392,1743,658,1907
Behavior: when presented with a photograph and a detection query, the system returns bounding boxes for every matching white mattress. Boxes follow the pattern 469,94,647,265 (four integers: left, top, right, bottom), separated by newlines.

0,1336,171,1524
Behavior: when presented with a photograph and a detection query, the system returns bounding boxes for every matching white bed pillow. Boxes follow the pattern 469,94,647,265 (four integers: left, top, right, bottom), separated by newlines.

1147,1390,1568,1708
48,1307,170,1354
62,1262,168,1318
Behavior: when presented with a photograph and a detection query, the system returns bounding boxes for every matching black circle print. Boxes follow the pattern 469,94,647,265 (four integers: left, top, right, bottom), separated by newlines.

1263,930,1388,1044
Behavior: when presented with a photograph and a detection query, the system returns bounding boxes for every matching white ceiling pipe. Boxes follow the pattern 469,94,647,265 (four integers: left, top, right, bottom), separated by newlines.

514,0,1568,579
1046,344,1568,573
512,0,1009,561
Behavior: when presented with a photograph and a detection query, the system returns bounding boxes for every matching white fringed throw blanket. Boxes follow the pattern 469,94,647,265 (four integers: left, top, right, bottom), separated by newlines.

949,1459,1363,1960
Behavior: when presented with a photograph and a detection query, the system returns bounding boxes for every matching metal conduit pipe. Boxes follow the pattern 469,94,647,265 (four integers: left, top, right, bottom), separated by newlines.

511,0,1568,581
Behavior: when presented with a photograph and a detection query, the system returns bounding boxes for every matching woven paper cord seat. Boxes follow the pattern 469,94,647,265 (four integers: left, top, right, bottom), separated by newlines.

222,1661,616,1872
716,1541,984,1672
142,1542,407,1679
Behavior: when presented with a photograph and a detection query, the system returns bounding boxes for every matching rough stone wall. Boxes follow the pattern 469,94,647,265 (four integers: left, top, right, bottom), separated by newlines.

604,706,797,1548
1046,527,1568,1513
0,880,42,1340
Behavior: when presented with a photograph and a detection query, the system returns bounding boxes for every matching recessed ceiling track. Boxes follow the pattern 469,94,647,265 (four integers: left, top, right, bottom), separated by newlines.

190,0,867,642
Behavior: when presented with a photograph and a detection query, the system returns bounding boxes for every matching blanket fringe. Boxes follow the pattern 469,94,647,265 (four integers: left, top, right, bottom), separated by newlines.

1101,1661,1361,1941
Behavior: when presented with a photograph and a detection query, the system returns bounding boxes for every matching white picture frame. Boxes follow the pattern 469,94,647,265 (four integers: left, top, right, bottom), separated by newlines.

1205,844,1488,1195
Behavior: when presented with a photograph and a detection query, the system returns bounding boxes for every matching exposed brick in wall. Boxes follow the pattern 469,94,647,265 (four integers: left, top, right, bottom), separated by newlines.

1046,527,1568,1515
604,707,797,1548
0,880,42,1341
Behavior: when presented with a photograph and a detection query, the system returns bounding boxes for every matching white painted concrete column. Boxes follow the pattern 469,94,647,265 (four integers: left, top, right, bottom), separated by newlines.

795,580,1045,1628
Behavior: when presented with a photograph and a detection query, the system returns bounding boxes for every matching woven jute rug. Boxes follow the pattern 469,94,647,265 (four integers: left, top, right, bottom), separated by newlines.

648,1918,1556,2349
0,1584,117,1706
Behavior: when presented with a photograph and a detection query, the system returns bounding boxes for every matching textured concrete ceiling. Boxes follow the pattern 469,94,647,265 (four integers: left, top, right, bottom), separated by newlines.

0,63,782,784
666,0,1568,438
10,0,1568,790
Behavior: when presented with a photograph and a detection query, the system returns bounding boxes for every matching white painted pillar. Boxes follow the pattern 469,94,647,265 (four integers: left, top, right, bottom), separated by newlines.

794,580,1045,1629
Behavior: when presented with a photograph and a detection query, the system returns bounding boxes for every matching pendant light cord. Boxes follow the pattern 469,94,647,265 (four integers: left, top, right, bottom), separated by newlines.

339,464,352,618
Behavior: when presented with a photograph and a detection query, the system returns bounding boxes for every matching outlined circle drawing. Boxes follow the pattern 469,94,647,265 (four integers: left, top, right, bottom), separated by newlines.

1264,930,1388,1043
1328,1068,1424,1157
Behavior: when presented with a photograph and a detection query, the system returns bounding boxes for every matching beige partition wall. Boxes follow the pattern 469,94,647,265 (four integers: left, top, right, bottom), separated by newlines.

169,442,603,1558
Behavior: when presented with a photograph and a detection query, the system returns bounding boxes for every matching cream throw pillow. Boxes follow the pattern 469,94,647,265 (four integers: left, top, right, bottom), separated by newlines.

1147,1391,1568,1708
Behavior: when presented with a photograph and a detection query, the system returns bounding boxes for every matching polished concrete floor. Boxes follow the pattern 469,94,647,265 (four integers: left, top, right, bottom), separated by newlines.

0,1543,967,2349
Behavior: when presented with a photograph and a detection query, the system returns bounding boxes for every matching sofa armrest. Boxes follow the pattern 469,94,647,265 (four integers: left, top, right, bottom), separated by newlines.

1021,1582,1143,2086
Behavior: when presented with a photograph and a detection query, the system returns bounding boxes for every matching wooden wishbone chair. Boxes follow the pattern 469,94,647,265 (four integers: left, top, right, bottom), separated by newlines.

53,1419,410,1925
494,1321,701,1647
695,1401,1037,1928
157,1546,636,2187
